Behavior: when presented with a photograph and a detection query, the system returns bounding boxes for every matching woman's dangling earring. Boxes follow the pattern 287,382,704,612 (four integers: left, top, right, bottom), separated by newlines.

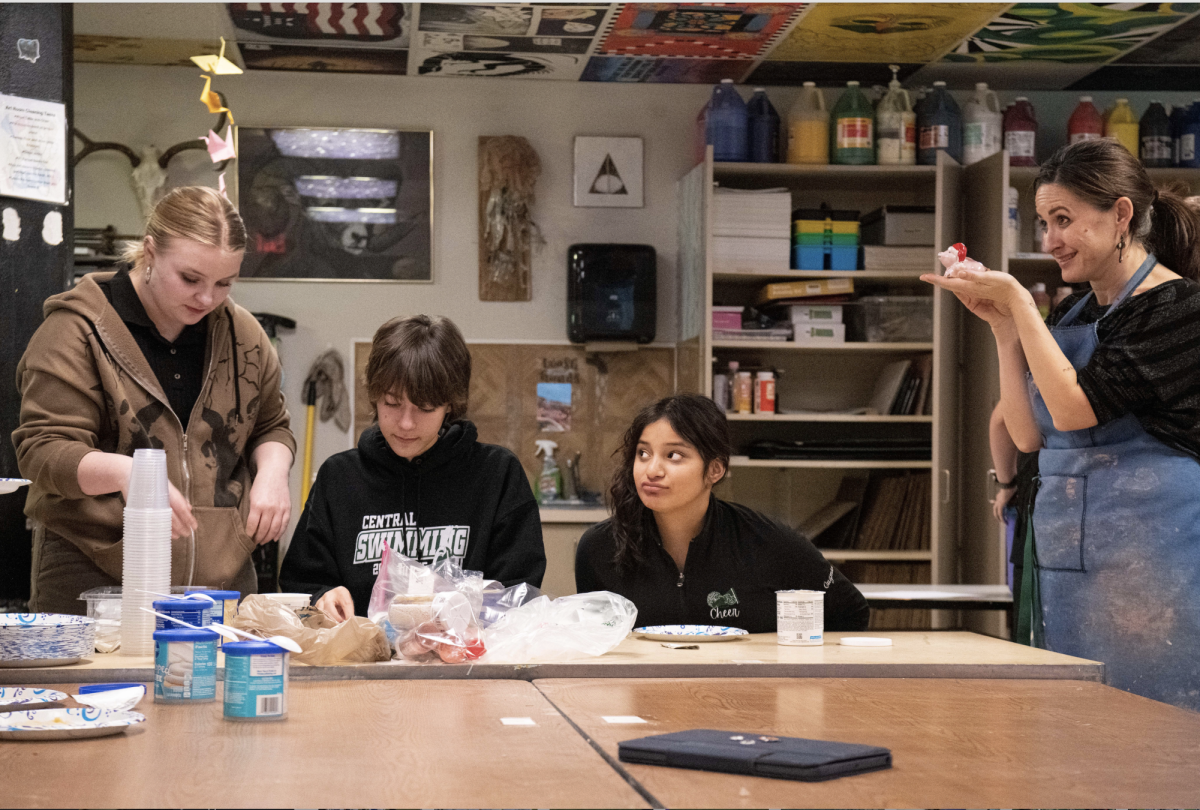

1117,235,1126,263
145,265,153,283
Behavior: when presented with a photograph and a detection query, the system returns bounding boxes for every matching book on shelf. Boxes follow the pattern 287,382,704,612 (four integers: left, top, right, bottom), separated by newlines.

911,354,934,416
861,245,934,271
803,474,869,550
852,472,931,552
757,277,854,304
867,359,911,415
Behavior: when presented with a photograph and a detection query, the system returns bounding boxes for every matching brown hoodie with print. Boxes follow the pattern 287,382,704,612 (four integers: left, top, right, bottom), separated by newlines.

13,270,296,606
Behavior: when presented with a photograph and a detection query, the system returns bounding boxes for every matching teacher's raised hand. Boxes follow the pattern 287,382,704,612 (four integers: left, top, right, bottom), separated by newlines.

921,265,1032,330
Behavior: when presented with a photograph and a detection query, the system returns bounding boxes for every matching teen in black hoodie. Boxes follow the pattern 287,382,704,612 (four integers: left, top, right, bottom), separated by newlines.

575,394,868,634
280,315,544,618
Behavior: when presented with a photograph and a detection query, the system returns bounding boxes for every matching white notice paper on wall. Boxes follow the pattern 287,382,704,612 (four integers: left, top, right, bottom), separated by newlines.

0,93,68,205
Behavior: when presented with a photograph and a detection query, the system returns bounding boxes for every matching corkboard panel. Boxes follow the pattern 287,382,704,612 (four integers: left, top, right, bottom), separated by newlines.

353,341,675,496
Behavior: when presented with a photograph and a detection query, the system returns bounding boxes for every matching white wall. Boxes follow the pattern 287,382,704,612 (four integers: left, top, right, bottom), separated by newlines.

74,63,715,542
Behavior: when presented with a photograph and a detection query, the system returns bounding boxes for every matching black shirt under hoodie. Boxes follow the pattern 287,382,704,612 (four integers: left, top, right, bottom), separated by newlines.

280,420,546,616
575,497,869,633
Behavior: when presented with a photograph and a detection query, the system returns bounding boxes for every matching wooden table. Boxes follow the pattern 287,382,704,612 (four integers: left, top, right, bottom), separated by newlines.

0,631,1103,685
0,680,649,809
534,677,1200,808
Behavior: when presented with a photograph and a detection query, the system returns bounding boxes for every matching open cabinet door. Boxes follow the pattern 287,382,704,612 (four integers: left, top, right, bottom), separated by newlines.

961,151,1010,635
932,151,963,599
676,150,713,394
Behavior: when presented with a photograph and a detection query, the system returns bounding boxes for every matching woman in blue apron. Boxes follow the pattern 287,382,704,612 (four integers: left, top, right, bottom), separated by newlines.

924,139,1200,711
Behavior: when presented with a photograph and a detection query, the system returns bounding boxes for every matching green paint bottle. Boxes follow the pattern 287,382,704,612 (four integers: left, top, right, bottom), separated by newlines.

831,81,875,165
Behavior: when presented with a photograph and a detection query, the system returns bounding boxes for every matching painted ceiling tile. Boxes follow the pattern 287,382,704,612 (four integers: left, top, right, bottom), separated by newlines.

581,55,753,83
411,50,588,79
1114,10,1200,63
767,3,1006,64
74,35,220,66
415,4,610,38
227,3,412,48
943,2,1200,64
239,43,409,74
597,3,804,60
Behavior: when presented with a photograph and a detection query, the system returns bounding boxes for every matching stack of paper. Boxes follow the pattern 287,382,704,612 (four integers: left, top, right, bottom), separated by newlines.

712,187,792,273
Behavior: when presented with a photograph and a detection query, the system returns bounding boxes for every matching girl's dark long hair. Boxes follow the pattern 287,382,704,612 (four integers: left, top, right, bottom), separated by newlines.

607,394,732,570
1035,138,1200,280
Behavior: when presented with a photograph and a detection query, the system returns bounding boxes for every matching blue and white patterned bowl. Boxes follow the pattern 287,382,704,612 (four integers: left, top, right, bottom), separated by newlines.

0,707,145,740
635,624,749,642
0,614,96,666
0,687,67,711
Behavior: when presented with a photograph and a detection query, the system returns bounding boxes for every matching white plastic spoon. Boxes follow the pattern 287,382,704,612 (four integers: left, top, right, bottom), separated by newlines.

138,608,301,653
208,622,302,654
139,608,239,643
136,589,216,603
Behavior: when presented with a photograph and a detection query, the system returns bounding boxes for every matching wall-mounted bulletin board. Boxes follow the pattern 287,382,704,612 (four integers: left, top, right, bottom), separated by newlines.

353,341,675,495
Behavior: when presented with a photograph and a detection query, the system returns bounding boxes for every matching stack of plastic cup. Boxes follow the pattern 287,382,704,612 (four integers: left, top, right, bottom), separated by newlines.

119,449,173,656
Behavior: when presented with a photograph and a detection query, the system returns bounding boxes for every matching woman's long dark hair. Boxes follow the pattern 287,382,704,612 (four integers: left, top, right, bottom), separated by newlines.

607,394,732,570
1035,138,1200,280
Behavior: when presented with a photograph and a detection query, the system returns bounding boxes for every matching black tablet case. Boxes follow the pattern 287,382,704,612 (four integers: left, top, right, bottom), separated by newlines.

618,729,892,782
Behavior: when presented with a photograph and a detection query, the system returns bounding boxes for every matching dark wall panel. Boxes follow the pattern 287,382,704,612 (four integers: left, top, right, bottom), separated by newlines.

0,4,73,604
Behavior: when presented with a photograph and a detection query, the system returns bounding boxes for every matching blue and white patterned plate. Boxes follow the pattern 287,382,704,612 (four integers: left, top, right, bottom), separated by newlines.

0,707,145,740
635,625,749,642
0,478,31,495
0,688,67,712
0,614,96,667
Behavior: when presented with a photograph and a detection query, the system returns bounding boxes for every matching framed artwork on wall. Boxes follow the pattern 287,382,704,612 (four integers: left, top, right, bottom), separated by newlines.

237,126,433,281
573,136,643,208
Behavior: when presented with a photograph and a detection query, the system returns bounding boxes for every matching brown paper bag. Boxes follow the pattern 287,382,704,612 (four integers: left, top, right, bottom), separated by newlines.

231,594,392,665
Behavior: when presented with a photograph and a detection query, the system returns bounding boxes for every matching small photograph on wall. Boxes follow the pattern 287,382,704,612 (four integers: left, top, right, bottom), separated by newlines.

573,136,643,208
237,127,432,281
536,382,573,432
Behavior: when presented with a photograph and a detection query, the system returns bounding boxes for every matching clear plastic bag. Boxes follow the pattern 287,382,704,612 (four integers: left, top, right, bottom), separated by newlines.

479,591,638,664
368,544,540,663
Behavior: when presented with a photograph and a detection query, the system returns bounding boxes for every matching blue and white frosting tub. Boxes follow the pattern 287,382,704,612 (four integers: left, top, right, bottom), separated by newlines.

223,640,288,722
153,628,218,703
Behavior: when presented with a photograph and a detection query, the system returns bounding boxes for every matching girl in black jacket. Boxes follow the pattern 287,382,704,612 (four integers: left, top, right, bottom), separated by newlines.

575,394,868,633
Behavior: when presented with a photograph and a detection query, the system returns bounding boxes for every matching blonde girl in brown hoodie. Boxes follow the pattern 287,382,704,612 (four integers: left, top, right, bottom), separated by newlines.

14,186,295,613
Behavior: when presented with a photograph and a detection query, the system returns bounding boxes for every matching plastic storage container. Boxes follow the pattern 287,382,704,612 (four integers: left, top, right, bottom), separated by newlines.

1140,101,1172,168
1171,103,1190,167
1003,97,1038,167
223,640,289,722
830,81,874,165
706,78,748,162
918,81,962,165
1105,98,1139,156
849,296,933,342
876,64,915,166
1068,96,1103,144
747,88,780,163
792,207,859,270
963,82,1002,166
786,82,828,165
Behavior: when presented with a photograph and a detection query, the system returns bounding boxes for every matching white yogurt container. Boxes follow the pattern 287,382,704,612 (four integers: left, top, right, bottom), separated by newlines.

776,589,825,646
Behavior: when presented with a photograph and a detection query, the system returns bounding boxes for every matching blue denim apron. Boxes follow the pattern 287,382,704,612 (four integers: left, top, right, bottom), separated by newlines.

1029,254,1200,710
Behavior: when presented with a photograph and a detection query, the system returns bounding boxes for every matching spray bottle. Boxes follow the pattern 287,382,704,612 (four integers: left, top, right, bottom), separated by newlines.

876,64,915,165
535,440,562,504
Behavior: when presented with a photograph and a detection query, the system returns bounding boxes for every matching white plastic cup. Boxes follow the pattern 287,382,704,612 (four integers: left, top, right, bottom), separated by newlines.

776,589,824,646
126,448,169,509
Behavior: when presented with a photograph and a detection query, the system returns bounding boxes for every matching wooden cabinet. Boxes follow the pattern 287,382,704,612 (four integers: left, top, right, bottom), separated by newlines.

676,149,962,626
